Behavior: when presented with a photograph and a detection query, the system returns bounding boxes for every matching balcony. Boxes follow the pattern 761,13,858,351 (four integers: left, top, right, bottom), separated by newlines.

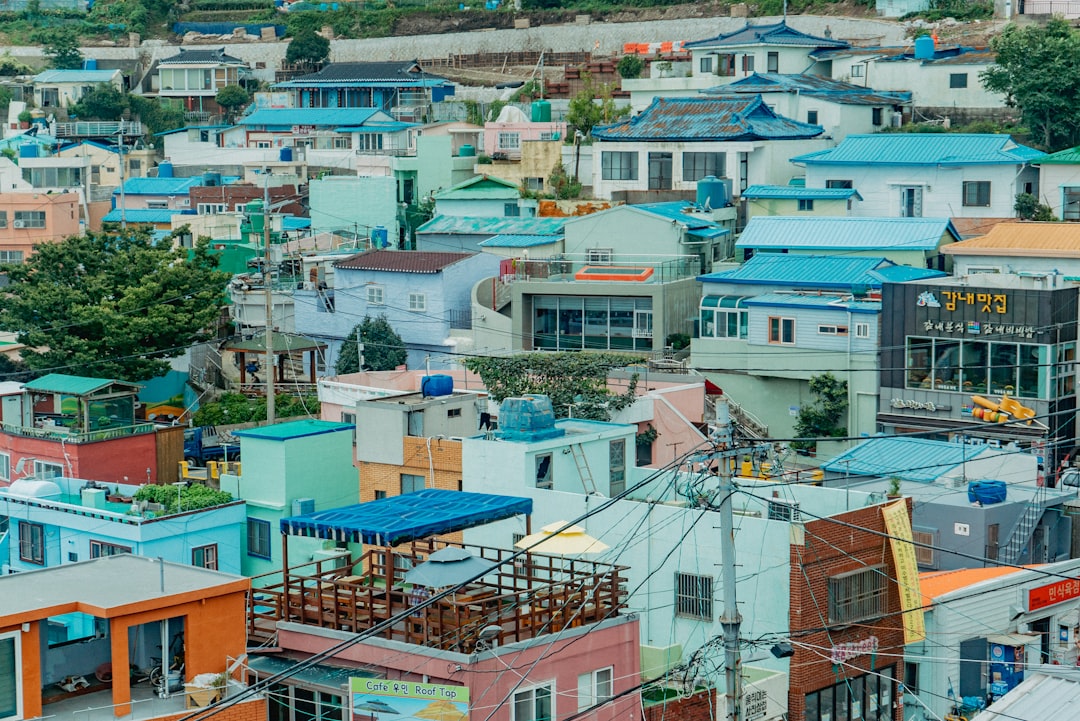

500,254,700,285
1,419,156,444
53,121,144,139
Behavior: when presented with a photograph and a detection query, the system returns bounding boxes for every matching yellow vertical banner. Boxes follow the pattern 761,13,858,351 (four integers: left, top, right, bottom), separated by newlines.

881,500,926,644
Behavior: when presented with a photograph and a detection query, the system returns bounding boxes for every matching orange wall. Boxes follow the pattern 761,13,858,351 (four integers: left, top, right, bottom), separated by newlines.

0,192,80,256
0,621,41,719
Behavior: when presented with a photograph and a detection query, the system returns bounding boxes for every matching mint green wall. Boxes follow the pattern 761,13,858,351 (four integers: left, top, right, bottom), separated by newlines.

310,176,399,243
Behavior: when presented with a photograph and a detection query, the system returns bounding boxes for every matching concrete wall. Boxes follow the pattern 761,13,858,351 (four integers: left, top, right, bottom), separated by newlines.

309,174,400,241
745,195,854,218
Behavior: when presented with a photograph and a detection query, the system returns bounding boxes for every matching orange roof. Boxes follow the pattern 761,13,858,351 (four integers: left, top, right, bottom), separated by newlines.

942,222,1080,257
919,565,1044,602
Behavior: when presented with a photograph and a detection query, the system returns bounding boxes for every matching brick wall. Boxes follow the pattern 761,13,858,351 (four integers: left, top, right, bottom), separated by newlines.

643,687,715,721
788,500,911,721
156,696,266,721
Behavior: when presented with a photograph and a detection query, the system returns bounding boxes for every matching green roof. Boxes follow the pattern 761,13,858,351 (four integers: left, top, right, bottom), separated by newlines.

1037,145,1080,165
22,374,141,396
223,333,326,353
434,174,521,200
233,419,353,441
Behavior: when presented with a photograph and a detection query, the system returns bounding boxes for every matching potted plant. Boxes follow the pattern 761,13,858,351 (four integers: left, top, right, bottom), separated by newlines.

17,110,31,129
887,476,902,499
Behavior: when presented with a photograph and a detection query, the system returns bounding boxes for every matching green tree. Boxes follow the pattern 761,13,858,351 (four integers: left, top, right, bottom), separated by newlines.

547,162,582,199
981,18,1080,150
73,83,127,121
0,230,230,381
285,29,330,65
192,392,320,425
616,54,644,80
129,94,186,137
215,85,250,122
37,28,84,70
461,352,643,421
1015,192,1057,221
792,373,848,451
566,76,629,139
335,316,407,373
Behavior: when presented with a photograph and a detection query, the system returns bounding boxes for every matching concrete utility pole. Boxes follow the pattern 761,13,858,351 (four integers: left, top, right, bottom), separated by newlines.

262,170,275,425
714,396,743,721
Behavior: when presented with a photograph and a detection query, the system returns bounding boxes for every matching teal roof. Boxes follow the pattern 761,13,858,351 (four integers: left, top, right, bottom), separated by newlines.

633,201,731,234
1037,145,1080,165
116,176,206,195
238,107,387,128
478,234,563,248
735,216,960,251
33,69,120,84
435,174,521,201
233,419,353,441
742,292,881,314
103,209,187,223
792,134,1045,166
23,374,139,395
698,254,946,289
822,436,989,483
417,215,566,236
742,184,862,200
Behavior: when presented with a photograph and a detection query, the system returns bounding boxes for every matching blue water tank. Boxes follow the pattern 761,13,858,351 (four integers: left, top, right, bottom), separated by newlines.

202,171,221,187
371,225,389,248
279,146,293,162
498,395,565,441
968,480,1006,505
696,175,731,210
914,35,935,60
82,58,98,70
157,161,174,178
459,144,476,157
18,144,37,158
421,374,453,398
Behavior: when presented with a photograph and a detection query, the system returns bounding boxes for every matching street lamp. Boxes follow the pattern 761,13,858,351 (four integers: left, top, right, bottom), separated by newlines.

173,481,188,513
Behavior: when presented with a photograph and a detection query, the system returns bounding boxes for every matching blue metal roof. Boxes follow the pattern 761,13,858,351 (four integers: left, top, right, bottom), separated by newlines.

742,184,862,200
238,107,386,128
103,209,190,223
872,264,947,283
822,436,988,483
336,121,417,133
735,216,960,251
233,419,351,441
685,20,848,49
742,292,881,314
592,96,823,142
115,176,206,195
699,254,896,289
417,215,567,236
633,201,731,234
33,69,120,83
712,73,911,106
281,216,311,231
791,134,1046,166
478,234,564,248
279,488,533,546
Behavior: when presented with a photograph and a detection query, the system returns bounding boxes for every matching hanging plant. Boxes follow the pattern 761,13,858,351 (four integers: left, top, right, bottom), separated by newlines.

636,424,659,447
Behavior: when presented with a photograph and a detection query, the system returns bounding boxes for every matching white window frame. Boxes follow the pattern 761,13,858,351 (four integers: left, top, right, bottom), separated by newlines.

90,540,132,558
18,520,44,565
408,293,427,312
817,324,849,336
578,667,613,712
0,251,24,265
13,211,45,229
197,203,228,215
675,571,713,620
0,452,8,482
497,132,521,151
633,310,653,339
512,682,554,721
850,64,865,78
855,322,870,339
367,285,385,305
192,543,218,570
34,461,62,479
535,453,553,490
585,248,613,265
0,630,24,721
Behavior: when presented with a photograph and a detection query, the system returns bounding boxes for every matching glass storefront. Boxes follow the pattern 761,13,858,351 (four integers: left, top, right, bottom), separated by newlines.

804,667,894,721
905,337,1052,399
533,296,653,351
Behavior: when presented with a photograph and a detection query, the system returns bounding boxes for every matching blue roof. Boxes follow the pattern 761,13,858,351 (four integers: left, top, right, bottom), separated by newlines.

712,73,911,106
742,184,862,200
115,176,206,195
238,107,390,129
742,292,881,314
281,216,311,231
632,201,731,234
102,209,190,223
336,121,417,133
873,264,948,283
735,216,960,251
685,20,848,50
233,419,351,441
792,134,1046,166
822,436,989,483
33,69,120,83
478,234,564,248
592,96,823,142
697,254,942,289
279,488,533,546
417,215,567,236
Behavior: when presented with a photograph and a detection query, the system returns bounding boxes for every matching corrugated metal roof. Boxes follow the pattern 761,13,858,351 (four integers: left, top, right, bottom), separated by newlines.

238,107,384,128
478,234,564,248
742,184,862,200
685,20,848,49
158,47,245,65
336,121,416,133
117,176,207,195
943,222,1080,257
919,566,1033,601
743,292,881,313
821,436,988,482
102,209,186,223
223,332,325,353
333,249,473,273
23,373,138,395
592,96,823,142
233,419,351,441
971,672,1080,721
791,134,1045,166
871,264,947,283
698,254,894,289
1036,145,1080,165
735,216,959,251
417,215,566,236
633,201,731,232
714,73,911,105
435,174,521,200
33,69,120,83
274,60,448,86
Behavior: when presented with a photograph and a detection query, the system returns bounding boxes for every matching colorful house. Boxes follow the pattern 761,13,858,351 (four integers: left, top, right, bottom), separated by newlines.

155,47,250,118
741,184,862,218
272,60,454,119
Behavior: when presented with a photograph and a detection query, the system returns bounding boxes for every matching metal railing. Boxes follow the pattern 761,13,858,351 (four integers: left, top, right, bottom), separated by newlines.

53,121,144,138
0,420,155,444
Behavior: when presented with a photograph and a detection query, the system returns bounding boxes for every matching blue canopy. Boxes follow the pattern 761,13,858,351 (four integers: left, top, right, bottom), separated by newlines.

279,488,533,546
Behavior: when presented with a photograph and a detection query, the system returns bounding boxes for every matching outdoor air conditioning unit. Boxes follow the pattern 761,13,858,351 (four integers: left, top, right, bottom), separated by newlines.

12,220,25,228
292,497,315,515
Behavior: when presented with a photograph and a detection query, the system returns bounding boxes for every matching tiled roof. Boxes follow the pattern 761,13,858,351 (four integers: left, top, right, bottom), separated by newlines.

742,184,862,200
698,254,894,289
713,73,911,105
333,249,473,273
478,234,563,248
275,60,448,86
33,69,121,84
417,215,567,236
237,107,385,128
435,174,521,200
792,134,1045,166
942,222,1080,257
159,47,245,65
593,96,823,142
685,20,848,50
821,436,989,482
735,216,960,251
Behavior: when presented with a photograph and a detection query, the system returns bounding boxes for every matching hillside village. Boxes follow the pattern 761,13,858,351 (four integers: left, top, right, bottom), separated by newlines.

3,3,1080,721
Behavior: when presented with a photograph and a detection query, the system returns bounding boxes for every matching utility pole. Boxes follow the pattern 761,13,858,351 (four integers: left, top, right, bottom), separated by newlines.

715,397,742,721
117,120,126,231
262,170,275,425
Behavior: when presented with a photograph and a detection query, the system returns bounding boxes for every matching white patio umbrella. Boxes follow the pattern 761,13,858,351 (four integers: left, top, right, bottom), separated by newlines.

514,521,609,556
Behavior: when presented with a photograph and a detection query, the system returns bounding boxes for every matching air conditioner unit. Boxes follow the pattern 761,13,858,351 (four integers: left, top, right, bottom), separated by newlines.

12,220,25,229
292,497,315,515
311,548,349,567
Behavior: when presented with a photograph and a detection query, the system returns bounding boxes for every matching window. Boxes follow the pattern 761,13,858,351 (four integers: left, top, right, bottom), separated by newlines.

699,56,713,74
539,132,556,141
0,631,23,721
264,684,343,721
900,186,923,217
89,541,131,558
33,461,62,479
0,453,8,482
805,667,894,721
872,107,883,126
609,439,626,496
332,136,351,149
767,51,779,73
247,518,271,559
192,544,218,570
197,203,228,215
18,521,43,565
912,529,936,567
0,211,7,228
0,252,17,265
963,180,991,207
498,132,521,151
633,310,653,339
255,141,271,149
524,177,544,191
742,54,755,73
767,499,799,521
828,565,887,623
504,202,521,217
128,159,141,171
13,211,45,229
601,151,638,181
447,407,461,418
367,285,385,305
535,454,552,490
950,73,969,88
768,316,795,345
408,293,427,312
374,490,387,500
1064,187,1080,219
578,668,613,712
850,64,865,78
701,300,748,340
855,323,870,338
807,110,819,125
798,199,814,211
904,662,919,696
513,684,553,721
586,248,614,265
401,473,426,494
826,179,853,189
682,152,725,182
675,572,713,620
817,324,849,335
145,200,168,209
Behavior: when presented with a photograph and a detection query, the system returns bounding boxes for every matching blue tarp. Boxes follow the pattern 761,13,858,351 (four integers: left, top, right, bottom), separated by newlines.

172,22,284,37
280,488,533,546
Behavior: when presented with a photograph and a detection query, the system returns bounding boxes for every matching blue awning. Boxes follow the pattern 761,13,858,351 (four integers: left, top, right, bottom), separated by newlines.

279,488,533,546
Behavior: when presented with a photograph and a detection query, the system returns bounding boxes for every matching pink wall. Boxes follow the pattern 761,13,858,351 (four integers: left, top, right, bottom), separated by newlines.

278,617,642,721
0,432,160,485
482,122,567,157
0,193,79,256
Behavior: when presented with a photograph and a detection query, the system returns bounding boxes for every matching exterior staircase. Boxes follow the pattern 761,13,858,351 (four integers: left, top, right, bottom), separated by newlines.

999,485,1046,564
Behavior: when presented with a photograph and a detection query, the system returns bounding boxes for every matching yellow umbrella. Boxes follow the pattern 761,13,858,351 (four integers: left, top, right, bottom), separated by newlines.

414,700,467,721
514,521,609,555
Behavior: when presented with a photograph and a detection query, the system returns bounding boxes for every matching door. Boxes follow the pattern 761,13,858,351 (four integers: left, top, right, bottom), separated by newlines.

900,187,923,217
1031,617,1051,663
648,152,672,190
958,638,988,698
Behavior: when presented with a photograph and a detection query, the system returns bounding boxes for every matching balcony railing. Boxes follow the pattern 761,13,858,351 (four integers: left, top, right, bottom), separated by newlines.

0,420,156,444
54,121,144,138
503,254,701,285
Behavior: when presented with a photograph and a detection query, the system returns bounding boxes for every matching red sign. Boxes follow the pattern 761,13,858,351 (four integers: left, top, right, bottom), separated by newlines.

1028,578,1080,611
